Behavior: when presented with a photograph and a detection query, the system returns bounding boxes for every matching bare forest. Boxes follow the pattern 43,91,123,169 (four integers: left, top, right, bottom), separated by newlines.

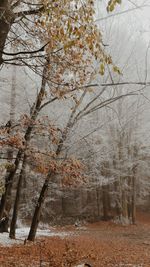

0,1,150,266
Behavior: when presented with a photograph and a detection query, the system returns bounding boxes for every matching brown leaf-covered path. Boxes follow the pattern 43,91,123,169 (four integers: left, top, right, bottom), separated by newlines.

0,212,150,267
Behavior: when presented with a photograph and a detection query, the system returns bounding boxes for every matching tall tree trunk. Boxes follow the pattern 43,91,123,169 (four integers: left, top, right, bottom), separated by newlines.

8,64,48,238
10,65,16,124
0,150,22,219
0,63,47,222
0,1,14,65
9,154,27,239
114,179,122,219
27,136,65,241
102,185,109,220
127,176,132,221
0,65,16,232
131,175,136,224
96,186,100,218
27,92,83,241
121,188,128,223
131,148,137,224
27,176,50,241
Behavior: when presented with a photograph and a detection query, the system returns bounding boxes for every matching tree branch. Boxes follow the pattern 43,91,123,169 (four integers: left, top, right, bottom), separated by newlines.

39,97,58,111
14,6,44,18
12,0,22,9
1,42,49,57
100,81,150,87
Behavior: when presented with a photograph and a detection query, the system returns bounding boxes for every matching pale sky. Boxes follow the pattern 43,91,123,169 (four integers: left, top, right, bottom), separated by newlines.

96,0,150,44
94,0,150,144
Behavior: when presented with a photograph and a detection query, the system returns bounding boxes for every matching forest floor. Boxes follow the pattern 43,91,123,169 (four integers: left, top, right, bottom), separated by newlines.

0,212,150,267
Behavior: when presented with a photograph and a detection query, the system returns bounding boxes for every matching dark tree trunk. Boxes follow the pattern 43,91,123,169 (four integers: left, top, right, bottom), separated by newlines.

27,140,65,242
131,175,136,224
127,176,132,220
9,65,48,237
27,125,69,241
114,180,122,219
0,0,14,65
0,64,47,228
121,189,128,221
0,150,23,219
9,154,27,239
102,185,110,220
0,216,9,233
27,93,79,241
27,177,50,241
96,186,100,218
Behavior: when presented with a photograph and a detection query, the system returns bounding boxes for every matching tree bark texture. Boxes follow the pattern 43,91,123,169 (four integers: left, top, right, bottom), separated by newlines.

9,154,27,239
0,1,14,65
0,149,22,219
27,177,50,241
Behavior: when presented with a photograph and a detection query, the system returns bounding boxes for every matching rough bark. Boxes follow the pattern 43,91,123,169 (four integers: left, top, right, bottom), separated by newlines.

9,154,27,239
27,176,50,241
0,0,14,65
0,149,23,219
0,65,16,230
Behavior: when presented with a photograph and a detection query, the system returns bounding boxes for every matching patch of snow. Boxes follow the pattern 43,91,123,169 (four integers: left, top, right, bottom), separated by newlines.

0,227,73,247
19,226,74,239
0,232,21,246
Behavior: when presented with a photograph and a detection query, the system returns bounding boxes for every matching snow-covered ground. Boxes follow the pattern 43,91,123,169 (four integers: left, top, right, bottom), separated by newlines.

0,227,73,246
